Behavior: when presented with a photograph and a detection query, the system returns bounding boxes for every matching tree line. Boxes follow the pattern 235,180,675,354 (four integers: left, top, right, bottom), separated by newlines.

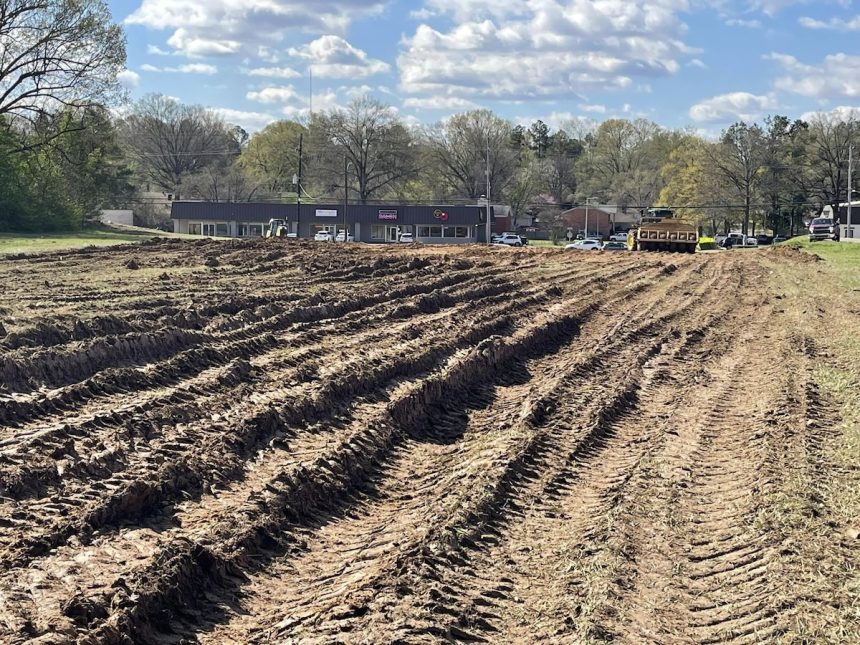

1,1,858,235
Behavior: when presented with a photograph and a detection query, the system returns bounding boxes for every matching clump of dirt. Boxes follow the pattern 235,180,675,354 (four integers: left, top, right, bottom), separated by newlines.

158,273,170,281
204,256,220,268
0,321,6,338
124,258,140,270
769,245,821,264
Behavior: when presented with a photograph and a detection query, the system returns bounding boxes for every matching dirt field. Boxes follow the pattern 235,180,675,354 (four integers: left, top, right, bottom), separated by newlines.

0,239,856,644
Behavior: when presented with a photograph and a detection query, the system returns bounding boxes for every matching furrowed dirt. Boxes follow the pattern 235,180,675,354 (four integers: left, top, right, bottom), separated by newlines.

0,239,855,644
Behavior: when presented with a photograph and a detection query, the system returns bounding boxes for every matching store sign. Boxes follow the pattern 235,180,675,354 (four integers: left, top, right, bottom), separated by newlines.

433,209,449,222
378,210,398,221
316,209,337,217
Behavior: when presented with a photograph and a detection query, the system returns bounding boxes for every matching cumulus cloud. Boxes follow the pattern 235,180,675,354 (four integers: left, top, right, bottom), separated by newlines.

288,35,389,78
209,107,277,131
398,1,694,103
726,18,761,28
798,15,860,31
578,103,607,113
402,96,478,110
247,66,302,79
768,52,860,98
140,63,219,75
689,92,776,123
126,0,386,57
117,69,141,88
246,85,304,104
799,106,860,122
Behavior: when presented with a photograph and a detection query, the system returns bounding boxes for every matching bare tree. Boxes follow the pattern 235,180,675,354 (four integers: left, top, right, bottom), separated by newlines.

708,122,766,235
309,96,416,204
0,0,125,140
805,111,857,216
118,94,238,199
423,109,517,200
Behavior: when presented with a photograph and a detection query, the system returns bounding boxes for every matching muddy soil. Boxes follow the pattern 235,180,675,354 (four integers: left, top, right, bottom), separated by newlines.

0,239,853,643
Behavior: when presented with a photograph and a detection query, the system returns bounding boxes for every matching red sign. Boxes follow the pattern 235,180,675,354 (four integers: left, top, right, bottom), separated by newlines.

433,209,449,222
378,210,398,221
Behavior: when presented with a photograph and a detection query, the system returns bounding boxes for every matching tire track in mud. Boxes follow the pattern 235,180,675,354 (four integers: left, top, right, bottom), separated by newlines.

289,256,742,644
0,245,727,644
107,254,720,642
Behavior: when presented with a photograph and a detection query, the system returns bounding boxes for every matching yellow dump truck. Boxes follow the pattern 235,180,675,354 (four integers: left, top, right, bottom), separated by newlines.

627,208,698,253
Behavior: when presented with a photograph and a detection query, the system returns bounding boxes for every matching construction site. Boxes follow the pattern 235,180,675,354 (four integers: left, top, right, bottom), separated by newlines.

0,239,857,644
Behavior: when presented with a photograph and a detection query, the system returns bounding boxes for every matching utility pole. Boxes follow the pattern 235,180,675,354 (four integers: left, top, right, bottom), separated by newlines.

344,154,348,242
848,144,853,239
485,131,491,245
296,132,303,236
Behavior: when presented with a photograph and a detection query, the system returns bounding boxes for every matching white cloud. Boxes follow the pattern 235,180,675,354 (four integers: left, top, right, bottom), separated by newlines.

117,69,141,88
140,63,219,75
402,96,478,110
798,15,860,31
688,58,707,69
126,0,386,57
209,107,277,131
166,29,241,57
769,52,860,99
248,66,302,79
689,92,776,123
799,106,860,122
147,45,171,56
246,85,304,104
578,103,606,113
398,1,694,102
288,35,389,78
726,18,761,28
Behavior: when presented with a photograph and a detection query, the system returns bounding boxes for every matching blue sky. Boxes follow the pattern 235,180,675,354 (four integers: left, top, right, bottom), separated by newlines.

108,0,860,134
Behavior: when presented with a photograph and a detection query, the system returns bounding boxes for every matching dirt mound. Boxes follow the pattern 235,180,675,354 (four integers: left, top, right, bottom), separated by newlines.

768,245,822,263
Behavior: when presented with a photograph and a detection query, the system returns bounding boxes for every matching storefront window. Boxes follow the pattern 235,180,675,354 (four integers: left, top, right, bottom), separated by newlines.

202,224,216,236
418,225,442,237
188,223,201,235
248,224,263,237
371,225,385,240
215,223,229,237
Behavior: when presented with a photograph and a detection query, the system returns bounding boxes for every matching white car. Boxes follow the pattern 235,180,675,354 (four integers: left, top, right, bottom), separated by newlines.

334,231,354,242
495,233,523,247
609,233,629,242
398,232,415,243
565,239,602,251
744,236,758,246
314,231,333,242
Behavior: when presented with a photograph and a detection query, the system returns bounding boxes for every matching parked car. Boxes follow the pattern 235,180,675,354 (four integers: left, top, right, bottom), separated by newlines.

518,235,529,246
314,230,333,242
602,241,627,251
609,233,629,242
715,234,728,246
755,234,773,245
496,233,524,247
566,239,602,251
334,231,354,242
720,233,745,248
745,236,759,246
398,232,415,243
808,217,840,242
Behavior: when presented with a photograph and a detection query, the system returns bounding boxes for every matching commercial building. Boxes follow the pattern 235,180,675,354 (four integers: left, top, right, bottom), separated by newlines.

170,201,493,244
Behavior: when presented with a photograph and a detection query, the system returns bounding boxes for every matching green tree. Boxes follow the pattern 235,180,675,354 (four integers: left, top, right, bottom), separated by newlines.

240,120,307,196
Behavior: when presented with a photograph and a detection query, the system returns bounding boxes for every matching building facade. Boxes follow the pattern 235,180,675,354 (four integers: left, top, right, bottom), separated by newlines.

171,202,494,243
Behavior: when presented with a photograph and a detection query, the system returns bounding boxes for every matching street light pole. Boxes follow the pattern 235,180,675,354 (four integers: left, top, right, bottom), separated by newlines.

485,131,491,245
295,132,303,237
343,155,349,242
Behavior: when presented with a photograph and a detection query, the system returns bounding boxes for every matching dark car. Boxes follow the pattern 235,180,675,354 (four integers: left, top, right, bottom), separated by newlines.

518,235,529,246
756,234,773,246
808,217,839,242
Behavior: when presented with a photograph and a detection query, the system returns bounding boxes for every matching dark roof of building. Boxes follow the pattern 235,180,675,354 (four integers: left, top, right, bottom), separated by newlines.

171,202,294,221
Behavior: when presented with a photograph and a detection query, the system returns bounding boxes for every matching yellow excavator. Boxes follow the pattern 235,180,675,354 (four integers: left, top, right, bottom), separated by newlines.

265,219,290,239
627,208,698,253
